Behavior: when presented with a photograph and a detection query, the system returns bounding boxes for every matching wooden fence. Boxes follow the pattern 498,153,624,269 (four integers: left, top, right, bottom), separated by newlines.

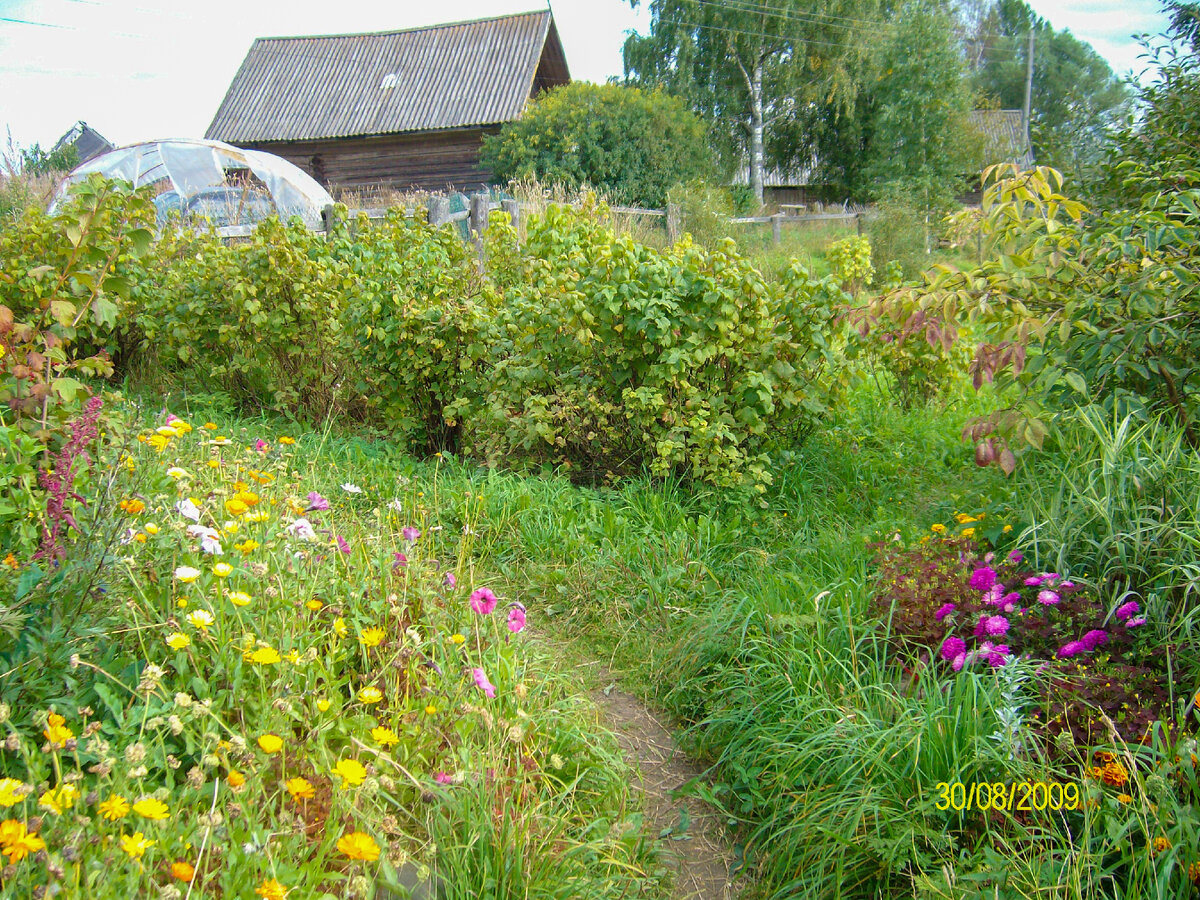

215,194,865,249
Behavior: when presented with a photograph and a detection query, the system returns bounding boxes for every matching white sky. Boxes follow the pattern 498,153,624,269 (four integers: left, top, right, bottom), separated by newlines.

0,0,1170,151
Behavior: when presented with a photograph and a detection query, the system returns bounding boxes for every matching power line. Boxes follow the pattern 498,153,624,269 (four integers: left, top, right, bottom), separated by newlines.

0,15,71,28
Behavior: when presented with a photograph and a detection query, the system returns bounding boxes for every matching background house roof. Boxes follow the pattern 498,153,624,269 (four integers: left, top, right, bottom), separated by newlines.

967,109,1034,169
205,9,569,144
52,121,114,164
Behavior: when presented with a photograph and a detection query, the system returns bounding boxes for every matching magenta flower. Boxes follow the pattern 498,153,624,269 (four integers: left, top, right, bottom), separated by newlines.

1115,600,1139,620
254,438,268,452
1008,551,1024,564
986,643,1011,667
1024,575,1044,586
402,526,421,542
444,572,457,589
507,604,526,633
935,603,956,622
1037,589,1060,606
1060,580,1076,591
469,587,498,615
392,551,408,569
472,668,496,698
941,636,966,662
1002,591,1021,605
336,535,351,554
984,615,1010,636
951,652,967,672
434,771,453,785
969,566,997,592
1080,629,1108,651
1057,641,1084,658
1126,616,1147,627
305,491,329,512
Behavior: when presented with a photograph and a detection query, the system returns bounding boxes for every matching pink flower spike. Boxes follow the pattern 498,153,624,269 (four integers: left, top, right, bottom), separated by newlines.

472,668,496,698
469,588,498,615
507,605,526,633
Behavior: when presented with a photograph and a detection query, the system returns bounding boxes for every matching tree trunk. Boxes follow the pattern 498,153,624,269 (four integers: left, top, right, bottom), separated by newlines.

751,59,765,208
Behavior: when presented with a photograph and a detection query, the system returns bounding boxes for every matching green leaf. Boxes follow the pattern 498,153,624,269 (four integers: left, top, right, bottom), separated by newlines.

1064,372,1088,396
52,377,84,403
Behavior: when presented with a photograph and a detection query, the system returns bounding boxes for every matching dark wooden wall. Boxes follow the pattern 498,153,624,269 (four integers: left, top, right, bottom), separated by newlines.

246,126,501,193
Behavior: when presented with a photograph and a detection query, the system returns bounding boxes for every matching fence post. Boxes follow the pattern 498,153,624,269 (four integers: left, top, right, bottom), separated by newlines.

856,213,864,237
428,196,449,228
500,198,521,241
666,201,680,244
771,212,783,245
469,194,489,273
320,204,334,233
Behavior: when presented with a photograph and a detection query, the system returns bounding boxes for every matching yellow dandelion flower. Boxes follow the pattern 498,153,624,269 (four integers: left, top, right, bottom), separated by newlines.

1003,524,1013,533
42,713,74,748
119,831,155,860
961,527,977,538
358,687,383,705
234,539,260,554
930,523,945,534
0,779,26,808
39,784,78,814
166,632,190,650
257,734,283,754
305,599,323,611
359,627,385,648
131,797,170,820
204,422,218,430
234,490,260,507
174,566,201,583
144,523,159,535
424,703,438,715
225,498,249,517
450,633,466,645
332,617,348,638
212,562,233,578
278,436,295,445
207,459,220,469
249,647,281,665
147,434,170,452
97,793,131,821
226,770,246,788
228,591,252,607
316,698,331,712
166,467,189,479
186,610,215,631
371,726,400,747
256,878,289,900
332,758,367,788
336,830,380,861
285,777,315,802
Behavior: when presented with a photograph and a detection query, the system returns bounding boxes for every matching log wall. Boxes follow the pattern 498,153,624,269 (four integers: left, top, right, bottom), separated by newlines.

245,127,501,193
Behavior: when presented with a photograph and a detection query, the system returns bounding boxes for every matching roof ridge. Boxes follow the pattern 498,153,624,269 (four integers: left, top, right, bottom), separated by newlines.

253,8,549,44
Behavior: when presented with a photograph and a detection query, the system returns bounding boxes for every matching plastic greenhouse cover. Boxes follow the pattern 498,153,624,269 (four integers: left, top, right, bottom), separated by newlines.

50,138,333,229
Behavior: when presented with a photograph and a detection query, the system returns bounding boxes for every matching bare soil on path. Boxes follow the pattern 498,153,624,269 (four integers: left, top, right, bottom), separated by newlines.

591,678,737,900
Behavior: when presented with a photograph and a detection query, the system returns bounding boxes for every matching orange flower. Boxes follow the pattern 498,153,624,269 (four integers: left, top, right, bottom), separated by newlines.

285,777,315,802
43,713,74,748
256,878,289,899
0,819,45,863
171,860,196,882
336,831,380,861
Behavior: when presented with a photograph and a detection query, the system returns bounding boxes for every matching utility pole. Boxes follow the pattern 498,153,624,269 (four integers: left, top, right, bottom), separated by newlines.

1022,28,1035,155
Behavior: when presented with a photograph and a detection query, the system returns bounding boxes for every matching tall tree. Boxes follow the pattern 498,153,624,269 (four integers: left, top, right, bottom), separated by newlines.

622,0,884,207
961,0,1129,172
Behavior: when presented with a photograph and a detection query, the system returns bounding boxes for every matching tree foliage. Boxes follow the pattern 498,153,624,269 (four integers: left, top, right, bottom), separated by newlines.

480,82,713,208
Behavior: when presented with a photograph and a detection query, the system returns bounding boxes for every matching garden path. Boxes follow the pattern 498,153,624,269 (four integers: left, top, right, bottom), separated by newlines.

591,677,736,900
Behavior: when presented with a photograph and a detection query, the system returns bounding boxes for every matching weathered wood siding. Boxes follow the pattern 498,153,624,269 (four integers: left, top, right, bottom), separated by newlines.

244,127,501,193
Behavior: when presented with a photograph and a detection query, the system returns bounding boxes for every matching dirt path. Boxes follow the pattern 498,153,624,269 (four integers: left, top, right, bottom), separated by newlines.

592,679,736,900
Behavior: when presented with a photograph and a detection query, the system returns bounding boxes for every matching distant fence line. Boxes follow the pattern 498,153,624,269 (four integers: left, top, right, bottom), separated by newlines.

215,194,865,251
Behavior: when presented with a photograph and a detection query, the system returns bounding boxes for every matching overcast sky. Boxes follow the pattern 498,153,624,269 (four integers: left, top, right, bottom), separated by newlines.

0,0,1171,152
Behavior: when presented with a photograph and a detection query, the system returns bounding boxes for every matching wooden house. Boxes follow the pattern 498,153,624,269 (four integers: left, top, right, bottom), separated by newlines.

205,10,570,193
52,122,114,165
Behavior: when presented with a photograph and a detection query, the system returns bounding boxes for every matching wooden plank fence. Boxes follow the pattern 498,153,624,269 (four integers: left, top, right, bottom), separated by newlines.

216,195,865,247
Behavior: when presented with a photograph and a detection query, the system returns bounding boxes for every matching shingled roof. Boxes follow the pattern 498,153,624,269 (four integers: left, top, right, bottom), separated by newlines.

206,10,569,144
968,109,1034,169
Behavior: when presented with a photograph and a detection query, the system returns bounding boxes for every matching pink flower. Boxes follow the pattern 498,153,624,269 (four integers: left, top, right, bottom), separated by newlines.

969,567,997,592
469,588,498,615
507,605,526,633
1080,629,1108,651
402,526,421,542
935,603,956,622
940,636,966,662
443,572,456,589
1057,641,1084,658
1114,600,1139,620
392,551,408,569
984,615,1010,636
1126,616,1147,627
254,438,268,452
1037,589,1060,606
434,771,453,785
1024,575,1044,586
1007,551,1023,564
305,491,329,512
986,644,1010,667
472,668,496,698
951,653,967,672
336,535,351,554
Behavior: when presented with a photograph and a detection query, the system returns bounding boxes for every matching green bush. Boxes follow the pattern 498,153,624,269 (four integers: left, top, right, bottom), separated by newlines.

476,201,841,493
481,82,715,208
